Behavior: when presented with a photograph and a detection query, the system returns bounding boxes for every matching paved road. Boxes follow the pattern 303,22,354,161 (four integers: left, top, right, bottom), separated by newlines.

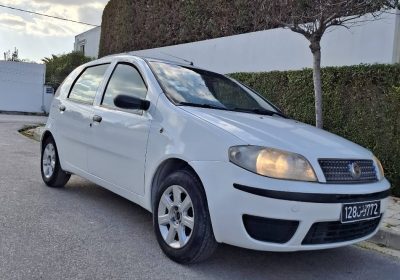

1,114,400,280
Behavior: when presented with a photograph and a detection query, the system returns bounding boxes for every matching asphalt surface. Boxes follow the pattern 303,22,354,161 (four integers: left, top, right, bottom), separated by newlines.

1,114,400,280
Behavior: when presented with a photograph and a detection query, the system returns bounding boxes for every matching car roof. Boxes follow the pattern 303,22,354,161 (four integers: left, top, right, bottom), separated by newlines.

89,53,213,73
101,53,192,66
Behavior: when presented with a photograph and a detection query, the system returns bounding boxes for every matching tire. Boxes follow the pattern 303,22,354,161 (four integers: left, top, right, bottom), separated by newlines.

153,169,217,264
41,136,70,188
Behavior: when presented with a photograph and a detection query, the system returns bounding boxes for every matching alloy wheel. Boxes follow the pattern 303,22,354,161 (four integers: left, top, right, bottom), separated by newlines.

158,185,195,249
42,143,56,179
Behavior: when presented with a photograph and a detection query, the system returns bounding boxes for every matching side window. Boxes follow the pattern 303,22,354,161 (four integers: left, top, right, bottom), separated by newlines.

101,63,147,110
56,66,83,97
68,64,109,104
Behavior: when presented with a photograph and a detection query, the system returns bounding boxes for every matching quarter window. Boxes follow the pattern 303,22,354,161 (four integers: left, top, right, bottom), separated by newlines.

102,63,147,110
68,64,109,104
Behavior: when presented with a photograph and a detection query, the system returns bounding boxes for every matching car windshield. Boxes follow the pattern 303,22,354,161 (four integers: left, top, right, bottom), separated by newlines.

149,61,281,115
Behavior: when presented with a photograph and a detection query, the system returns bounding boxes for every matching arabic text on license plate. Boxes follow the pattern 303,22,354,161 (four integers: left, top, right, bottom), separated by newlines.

341,201,380,223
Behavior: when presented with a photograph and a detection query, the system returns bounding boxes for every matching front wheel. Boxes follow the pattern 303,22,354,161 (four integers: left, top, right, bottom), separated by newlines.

41,136,70,188
153,169,217,264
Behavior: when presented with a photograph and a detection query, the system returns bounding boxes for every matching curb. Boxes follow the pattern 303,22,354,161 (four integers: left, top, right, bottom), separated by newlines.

369,227,400,251
19,125,44,142
32,126,44,142
0,111,48,116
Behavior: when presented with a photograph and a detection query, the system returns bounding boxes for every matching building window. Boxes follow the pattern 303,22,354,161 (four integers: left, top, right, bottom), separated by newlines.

79,44,85,56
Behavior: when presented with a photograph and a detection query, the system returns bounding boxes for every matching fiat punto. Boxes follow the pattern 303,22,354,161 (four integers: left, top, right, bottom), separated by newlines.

41,54,390,263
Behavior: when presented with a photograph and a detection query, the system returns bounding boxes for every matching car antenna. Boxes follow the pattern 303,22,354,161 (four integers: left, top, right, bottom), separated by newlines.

159,51,194,66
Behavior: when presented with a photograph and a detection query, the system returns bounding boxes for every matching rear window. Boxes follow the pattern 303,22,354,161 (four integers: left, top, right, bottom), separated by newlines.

68,64,109,104
55,66,83,98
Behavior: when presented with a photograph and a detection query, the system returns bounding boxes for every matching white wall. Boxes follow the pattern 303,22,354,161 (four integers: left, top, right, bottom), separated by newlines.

74,26,101,58
131,12,398,73
393,10,400,63
76,12,399,73
0,61,48,113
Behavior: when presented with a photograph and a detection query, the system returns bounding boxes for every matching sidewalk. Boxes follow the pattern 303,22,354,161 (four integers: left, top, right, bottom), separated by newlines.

370,196,400,250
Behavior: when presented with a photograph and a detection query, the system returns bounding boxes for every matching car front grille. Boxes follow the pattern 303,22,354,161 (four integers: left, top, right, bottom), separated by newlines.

302,217,381,245
319,159,378,184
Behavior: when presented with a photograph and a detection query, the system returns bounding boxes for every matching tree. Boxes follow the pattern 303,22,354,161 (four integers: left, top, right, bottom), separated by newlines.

263,0,399,128
42,51,93,90
4,47,21,62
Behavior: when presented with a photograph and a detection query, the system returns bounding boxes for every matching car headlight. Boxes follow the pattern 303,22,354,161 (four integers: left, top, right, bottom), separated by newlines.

373,156,384,180
229,146,317,182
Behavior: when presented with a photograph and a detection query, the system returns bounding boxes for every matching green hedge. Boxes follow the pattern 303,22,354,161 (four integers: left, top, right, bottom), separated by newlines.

99,0,276,57
231,64,400,196
43,52,93,90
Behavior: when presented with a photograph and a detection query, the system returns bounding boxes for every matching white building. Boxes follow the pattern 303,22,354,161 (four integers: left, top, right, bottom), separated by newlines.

0,61,53,113
74,26,101,59
74,11,399,73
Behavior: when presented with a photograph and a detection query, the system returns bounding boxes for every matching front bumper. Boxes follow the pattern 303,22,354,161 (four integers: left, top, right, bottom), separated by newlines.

190,161,390,252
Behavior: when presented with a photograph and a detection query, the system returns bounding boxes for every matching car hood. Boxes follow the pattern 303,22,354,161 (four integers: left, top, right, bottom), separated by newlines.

181,107,373,160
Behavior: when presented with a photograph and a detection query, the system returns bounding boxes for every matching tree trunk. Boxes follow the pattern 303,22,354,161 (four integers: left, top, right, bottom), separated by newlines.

310,41,323,128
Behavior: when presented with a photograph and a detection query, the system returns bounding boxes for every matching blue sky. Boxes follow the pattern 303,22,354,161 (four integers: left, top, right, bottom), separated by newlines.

0,0,108,62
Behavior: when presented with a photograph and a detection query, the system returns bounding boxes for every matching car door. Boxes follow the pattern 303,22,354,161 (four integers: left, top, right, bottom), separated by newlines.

56,64,110,172
87,62,151,195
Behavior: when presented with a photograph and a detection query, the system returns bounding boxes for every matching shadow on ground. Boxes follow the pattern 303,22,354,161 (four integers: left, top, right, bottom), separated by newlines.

49,177,400,280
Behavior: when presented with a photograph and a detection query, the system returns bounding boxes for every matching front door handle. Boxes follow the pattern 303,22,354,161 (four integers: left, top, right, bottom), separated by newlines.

59,104,66,112
92,115,102,123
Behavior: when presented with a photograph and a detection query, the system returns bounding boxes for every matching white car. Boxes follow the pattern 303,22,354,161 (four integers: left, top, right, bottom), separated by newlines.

41,54,390,263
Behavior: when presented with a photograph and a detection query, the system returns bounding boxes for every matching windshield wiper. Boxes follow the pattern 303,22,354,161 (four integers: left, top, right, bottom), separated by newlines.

177,102,228,111
231,107,287,118
177,102,287,118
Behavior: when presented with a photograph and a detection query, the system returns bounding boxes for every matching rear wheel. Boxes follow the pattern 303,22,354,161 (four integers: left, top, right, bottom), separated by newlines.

153,169,217,264
41,136,70,188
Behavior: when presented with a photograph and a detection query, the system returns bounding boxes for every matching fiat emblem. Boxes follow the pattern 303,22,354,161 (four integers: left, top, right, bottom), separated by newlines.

349,162,362,179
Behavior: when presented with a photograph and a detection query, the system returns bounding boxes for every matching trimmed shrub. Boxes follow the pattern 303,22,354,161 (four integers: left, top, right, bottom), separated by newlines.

231,64,400,196
43,52,93,90
99,0,276,57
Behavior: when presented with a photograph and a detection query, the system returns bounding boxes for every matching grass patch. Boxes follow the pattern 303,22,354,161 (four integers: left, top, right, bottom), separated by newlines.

19,124,45,141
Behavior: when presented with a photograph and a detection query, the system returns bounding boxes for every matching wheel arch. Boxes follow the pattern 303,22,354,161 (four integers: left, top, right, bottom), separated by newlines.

41,130,54,151
40,130,67,172
149,158,203,212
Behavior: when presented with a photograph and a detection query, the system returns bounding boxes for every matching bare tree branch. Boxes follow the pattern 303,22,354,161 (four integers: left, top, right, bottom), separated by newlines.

261,0,399,128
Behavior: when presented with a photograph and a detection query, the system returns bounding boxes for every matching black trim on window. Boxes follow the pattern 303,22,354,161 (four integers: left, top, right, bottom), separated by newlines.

145,59,283,115
234,80,285,116
144,59,183,106
100,62,148,108
233,183,390,204
67,63,110,104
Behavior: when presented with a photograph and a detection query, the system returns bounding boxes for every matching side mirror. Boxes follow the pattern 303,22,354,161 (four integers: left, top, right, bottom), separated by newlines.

114,95,150,111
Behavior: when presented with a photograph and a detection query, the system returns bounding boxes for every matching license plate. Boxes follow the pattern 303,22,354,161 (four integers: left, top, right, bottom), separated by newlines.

341,201,381,223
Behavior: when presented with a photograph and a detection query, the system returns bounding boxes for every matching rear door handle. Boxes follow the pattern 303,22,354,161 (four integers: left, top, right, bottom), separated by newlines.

92,115,102,123
59,104,66,112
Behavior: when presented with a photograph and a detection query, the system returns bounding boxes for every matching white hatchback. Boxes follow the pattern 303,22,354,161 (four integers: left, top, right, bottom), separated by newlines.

41,54,390,263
